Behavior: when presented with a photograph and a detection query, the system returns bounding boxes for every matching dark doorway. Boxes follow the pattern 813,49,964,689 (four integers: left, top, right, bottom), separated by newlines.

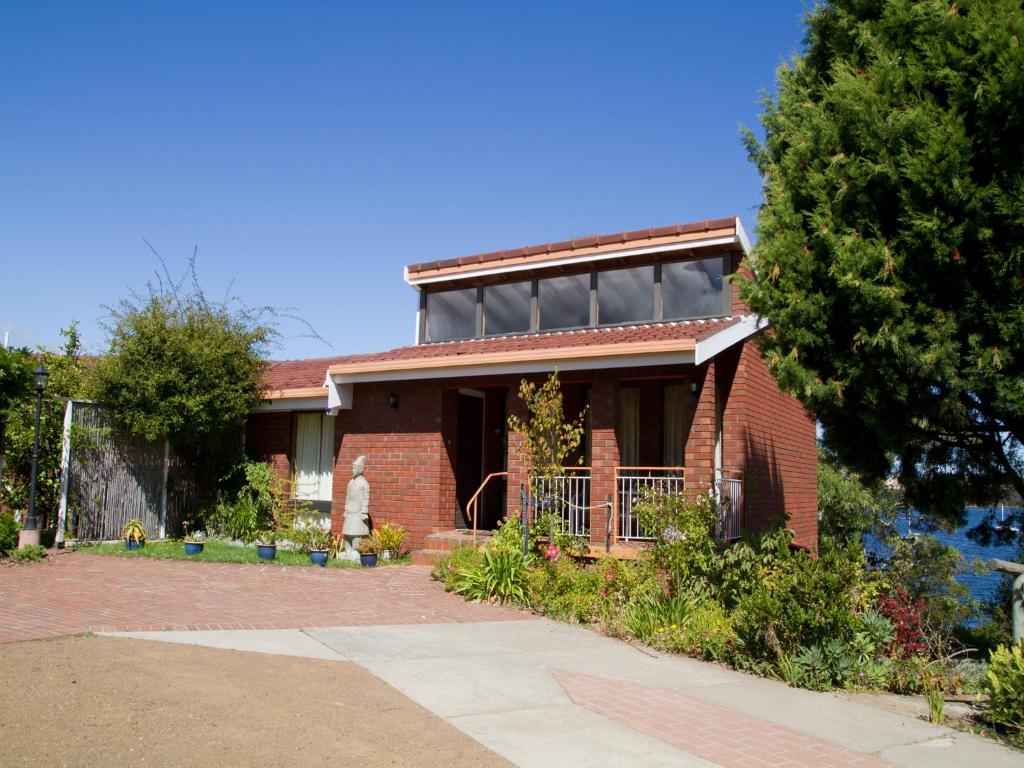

455,392,484,528
479,389,507,529
454,389,508,530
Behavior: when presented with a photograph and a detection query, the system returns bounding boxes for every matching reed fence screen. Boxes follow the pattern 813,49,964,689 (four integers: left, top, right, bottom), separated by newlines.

63,401,220,541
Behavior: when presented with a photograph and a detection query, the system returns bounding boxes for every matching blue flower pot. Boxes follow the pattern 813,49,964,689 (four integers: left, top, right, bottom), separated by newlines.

125,539,143,551
307,548,327,569
309,550,329,567
360,552,378,568
256,544,277,561
184,542,204,556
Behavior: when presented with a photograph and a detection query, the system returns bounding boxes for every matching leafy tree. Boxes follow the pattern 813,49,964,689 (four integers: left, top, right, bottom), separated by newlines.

818,448,901,544
0,345,34,488
507,370,587,483
0,325,87,522
88,257,275,448
740,0,1024,529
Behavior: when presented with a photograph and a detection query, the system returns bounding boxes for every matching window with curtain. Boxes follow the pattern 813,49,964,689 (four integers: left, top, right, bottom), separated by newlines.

617,387,639,467
662,383,689,467
293,412,335,501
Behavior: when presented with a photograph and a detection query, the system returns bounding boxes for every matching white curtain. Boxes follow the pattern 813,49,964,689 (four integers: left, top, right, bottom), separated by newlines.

294,413,335,501
618,388,639,467
318,414,335,501
662,383,687,467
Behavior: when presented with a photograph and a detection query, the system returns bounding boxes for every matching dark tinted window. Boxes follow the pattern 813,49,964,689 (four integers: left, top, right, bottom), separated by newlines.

597,266,654,325
662,257,725,319
484,281,531,335
426,288,477,341
538,274,590,330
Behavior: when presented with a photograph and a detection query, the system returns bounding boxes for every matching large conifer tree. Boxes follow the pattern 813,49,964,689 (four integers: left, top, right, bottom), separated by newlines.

742,0,1024,527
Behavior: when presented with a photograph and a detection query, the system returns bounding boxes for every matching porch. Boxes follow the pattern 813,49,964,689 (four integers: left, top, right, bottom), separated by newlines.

466,466,744,552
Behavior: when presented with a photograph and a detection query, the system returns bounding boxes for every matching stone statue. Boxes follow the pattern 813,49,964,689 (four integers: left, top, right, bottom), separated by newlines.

341,455,371,559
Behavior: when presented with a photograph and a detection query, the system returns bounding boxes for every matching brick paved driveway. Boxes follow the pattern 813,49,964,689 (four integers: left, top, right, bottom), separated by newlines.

0,552,527,644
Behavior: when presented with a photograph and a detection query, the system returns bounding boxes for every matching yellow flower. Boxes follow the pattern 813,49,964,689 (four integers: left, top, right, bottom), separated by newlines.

670,624,677,630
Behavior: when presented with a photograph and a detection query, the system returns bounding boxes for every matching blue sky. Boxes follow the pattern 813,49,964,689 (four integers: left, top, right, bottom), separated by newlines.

0,1,808,359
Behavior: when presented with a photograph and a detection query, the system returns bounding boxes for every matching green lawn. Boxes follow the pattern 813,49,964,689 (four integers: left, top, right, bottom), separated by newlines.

77,539,410,569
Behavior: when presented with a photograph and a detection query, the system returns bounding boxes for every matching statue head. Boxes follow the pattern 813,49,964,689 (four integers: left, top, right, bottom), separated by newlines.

352,455,367,478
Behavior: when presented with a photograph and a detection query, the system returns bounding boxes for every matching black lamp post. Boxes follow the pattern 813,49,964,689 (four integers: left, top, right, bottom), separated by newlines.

24,364,49,532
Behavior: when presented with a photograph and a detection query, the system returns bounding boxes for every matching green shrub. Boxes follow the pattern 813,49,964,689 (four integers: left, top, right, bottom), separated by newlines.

208,460,286,542
451,546,531,604
983,643,1024,735
634,490,717,588
0,513,20,555
11,544,45,562
493,515,527,552
432,544,484,591
731,537,867,660
659,599,737,662
619,591,700,644
528,557,603,623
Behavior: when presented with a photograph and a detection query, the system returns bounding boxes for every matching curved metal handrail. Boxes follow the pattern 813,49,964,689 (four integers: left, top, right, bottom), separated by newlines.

468,471,509,542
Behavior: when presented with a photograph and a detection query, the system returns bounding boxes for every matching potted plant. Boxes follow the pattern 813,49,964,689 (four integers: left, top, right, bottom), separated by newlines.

371,523,407,561
255,530,277,561
120,519,147,550
183,528,205,556
303,525,334,567
357,537,378,568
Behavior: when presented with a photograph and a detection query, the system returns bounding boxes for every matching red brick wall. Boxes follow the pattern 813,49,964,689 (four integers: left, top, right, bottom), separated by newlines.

730,251,751,316
330,381,454,547
245,412,292,481
727,340,818,549
245,344,817,552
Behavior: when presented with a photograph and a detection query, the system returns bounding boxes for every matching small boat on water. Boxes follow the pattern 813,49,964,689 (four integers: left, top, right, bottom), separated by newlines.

995,503,1020,534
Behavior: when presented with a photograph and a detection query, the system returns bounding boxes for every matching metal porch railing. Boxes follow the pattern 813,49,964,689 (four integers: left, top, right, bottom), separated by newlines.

532,468,592,538
616,467,685,541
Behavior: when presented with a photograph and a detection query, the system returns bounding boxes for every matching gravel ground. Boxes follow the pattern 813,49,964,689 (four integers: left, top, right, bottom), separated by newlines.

0,635,513,768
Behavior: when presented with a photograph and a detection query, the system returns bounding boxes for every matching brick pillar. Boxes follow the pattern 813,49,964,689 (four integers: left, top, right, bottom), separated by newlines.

588,375,618,549
505,388,529,522
685,361,716,496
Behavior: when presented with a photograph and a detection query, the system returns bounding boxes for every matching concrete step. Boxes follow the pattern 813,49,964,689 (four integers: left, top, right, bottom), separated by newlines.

423,529,492,552
410,549,451,567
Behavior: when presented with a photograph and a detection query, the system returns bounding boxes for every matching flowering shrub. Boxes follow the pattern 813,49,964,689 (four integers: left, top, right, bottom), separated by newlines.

876,587,927,658
634,490,717,587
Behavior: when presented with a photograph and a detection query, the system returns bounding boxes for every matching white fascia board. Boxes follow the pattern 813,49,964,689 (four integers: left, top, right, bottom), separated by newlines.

252,395,329,413
734,217,753,257
404,236,740,287
693,315,766,365
329,350,696,386
325,375,354,414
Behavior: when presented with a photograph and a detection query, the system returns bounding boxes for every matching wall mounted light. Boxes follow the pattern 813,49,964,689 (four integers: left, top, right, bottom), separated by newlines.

689,380,702,397
388,393,399,409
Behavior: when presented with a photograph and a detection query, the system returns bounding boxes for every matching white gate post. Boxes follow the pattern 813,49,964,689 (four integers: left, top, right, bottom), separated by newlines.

158,439,169,540
55,400,74,546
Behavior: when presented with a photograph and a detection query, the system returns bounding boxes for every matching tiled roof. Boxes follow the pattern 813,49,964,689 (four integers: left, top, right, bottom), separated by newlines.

265,316,746,389
263,355,350,390
406,217,737,275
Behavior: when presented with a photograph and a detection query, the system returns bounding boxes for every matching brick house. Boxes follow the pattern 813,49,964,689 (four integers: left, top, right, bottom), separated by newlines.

246,217,817,557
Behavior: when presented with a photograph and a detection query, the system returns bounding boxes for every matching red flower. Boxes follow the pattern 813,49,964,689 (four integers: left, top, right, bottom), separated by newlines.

544,544,560,562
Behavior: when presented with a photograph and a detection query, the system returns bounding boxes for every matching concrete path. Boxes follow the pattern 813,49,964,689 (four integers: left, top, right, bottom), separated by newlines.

106,618,1024,768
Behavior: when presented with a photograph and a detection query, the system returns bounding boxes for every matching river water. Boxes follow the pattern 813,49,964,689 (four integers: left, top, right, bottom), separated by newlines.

864,506,1021,605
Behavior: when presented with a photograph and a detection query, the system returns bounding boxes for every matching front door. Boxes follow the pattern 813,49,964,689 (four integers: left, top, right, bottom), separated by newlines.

455,392,484,528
